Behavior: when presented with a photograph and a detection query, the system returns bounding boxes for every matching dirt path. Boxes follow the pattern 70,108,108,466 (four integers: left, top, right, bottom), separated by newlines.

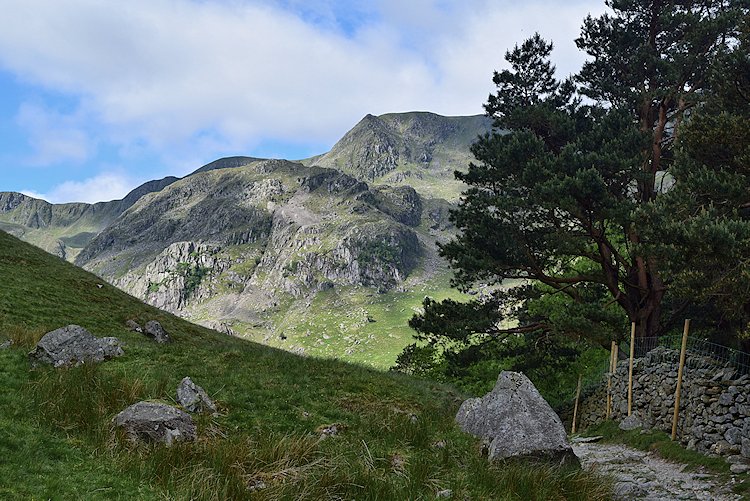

572,442,742,500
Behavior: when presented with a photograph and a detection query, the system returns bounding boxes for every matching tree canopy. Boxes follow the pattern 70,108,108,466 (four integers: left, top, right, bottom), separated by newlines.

402,0,749,382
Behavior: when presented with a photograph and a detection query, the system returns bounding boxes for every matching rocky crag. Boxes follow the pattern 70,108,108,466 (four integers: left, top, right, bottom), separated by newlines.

77,160,425,320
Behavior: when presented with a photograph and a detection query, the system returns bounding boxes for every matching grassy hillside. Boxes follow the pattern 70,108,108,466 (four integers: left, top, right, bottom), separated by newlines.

0,230,610,499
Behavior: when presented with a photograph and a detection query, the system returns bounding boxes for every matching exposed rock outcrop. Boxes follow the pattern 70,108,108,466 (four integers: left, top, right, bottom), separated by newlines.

29,325,123,367
114,401,196,445
456,371,579,466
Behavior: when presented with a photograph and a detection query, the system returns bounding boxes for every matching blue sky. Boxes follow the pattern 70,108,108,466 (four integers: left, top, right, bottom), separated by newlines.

0,0,605,203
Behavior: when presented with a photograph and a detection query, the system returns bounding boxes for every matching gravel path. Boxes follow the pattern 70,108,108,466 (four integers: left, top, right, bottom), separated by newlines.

572,442,742,500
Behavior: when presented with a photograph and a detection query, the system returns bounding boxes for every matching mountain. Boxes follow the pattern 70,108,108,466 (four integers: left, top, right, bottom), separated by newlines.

0,176,178,260
305,111,492,200
77,159,424,313
0,112,488,366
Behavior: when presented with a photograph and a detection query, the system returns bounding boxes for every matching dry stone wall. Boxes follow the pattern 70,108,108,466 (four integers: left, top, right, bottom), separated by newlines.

577,346,750,462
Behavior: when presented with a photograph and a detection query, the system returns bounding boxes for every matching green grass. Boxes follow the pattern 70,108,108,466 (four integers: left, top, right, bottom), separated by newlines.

258,275,464,368
0,230,612,499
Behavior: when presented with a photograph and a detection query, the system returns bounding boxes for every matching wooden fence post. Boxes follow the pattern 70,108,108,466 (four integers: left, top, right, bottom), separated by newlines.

607,341,615,419
671,319,691,441
627,322,636,416
572,373,583,434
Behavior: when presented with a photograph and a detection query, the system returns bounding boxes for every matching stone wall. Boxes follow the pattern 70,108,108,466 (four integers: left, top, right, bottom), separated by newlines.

576,346,750,463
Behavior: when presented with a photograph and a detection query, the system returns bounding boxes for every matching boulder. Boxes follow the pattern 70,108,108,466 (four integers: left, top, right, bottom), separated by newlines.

619,415,643,431
176,377,217,414
29,325,123,367
455,371,579,466
114,401,196,445
144,320,170,343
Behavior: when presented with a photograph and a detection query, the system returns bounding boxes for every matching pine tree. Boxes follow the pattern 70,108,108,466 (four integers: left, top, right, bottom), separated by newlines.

410,0,748,357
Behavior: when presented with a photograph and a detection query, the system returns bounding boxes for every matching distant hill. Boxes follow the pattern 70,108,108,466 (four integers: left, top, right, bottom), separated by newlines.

0,176,177,260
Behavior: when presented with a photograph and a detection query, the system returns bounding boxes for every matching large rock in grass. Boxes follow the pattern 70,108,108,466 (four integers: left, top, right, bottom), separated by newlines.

176,376,217,414
144,320,170,344
114,401,196,445
29,325,123,367
455,371,579,467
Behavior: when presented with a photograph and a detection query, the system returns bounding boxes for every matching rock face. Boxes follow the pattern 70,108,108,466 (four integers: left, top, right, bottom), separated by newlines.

176,377,217,413
114,401,196,445
29,325,124,367
143,320,170,344
455,371,579,466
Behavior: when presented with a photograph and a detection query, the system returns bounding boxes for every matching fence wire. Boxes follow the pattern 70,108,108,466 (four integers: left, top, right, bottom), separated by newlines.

622,333,750,375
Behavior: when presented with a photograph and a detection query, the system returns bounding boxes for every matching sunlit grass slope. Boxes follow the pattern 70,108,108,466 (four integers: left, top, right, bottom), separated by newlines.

0,230,610,500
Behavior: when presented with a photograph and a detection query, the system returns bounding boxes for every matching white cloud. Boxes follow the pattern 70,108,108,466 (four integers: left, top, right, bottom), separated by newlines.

23,172,136,204
0,0,606,172
15,102,92,165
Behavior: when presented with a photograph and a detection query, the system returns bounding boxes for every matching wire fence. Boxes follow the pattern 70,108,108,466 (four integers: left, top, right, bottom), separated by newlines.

623,333,750,375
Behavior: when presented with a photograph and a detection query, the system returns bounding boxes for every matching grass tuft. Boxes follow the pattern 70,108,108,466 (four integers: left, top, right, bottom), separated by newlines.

5,324,46,349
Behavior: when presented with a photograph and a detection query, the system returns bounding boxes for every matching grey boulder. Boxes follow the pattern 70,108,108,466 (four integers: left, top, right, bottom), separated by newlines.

455,371,579,467
144,320,170,344
619,415,643,431
29,325,123,367
176,377,217,414
114,401,196,445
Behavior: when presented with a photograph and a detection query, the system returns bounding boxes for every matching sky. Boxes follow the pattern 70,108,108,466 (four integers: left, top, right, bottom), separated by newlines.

0,0,607,204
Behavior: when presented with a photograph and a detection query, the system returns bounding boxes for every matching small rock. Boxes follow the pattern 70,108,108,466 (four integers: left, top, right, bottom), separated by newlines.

619,415,642,431
176,376,217,414
726,454,745,464
247,479,267,492
0,340,12,350
436,489,452,498
114,401,196,445
144,320,170,344
725,426,742,446
572,436,603,443
731,463,750,474
432,440,446,449
711,440,732,455
125,319,142,333
317,423,342,438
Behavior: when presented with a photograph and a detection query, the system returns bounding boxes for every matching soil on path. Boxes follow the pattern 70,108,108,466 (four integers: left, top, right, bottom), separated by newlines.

573,441,742,500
